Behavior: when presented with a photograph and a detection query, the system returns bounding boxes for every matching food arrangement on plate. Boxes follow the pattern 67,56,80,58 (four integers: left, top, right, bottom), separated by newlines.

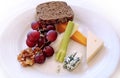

17,1,104,72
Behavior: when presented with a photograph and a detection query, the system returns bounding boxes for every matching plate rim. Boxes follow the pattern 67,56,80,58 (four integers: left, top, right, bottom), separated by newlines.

0,3,120,78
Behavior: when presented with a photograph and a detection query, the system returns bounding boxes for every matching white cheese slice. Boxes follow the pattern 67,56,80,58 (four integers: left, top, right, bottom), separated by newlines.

87,31,104,63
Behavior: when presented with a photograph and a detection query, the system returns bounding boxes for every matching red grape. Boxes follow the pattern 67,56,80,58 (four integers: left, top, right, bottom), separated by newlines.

43,46,54,57
46,25,55,31
46,30,57,42
27,30,40,42
31,21,40,30
34,52,46,64
26,38,36,47
38,22,42,29
41,25,46,30
27,32,35,42
38,36,46,48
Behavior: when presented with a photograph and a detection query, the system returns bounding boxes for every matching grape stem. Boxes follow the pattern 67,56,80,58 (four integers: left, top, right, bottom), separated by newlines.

56,21,74,62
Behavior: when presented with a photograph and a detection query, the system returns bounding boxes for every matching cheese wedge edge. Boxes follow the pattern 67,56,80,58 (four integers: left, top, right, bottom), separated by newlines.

87,31,104,63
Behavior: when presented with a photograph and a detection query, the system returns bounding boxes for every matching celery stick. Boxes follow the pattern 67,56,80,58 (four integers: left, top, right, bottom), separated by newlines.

56,21,74,62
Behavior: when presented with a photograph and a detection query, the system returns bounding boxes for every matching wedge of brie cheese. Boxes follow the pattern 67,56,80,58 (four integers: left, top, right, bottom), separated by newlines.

87,31,104,63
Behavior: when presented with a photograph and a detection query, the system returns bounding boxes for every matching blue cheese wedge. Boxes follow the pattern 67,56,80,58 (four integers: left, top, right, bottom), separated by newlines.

63,53,80,71
87,31,104,63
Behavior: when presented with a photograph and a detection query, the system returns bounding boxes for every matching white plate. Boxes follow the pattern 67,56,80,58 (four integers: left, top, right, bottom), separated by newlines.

0,3,120,78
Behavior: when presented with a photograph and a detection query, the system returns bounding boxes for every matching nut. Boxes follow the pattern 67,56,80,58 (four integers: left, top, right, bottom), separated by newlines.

17,48,35,67
17,47,42,67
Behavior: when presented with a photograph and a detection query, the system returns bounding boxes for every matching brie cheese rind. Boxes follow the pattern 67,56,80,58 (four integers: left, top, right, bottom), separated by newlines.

87,31,104,63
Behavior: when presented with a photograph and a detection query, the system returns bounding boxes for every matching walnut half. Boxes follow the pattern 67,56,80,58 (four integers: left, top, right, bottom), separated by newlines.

17,48,35,67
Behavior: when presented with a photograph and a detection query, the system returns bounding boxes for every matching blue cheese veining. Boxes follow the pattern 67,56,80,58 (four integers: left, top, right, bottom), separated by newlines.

63,53,80,71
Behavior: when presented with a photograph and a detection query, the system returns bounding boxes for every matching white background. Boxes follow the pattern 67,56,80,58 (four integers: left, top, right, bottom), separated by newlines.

0,0,120,78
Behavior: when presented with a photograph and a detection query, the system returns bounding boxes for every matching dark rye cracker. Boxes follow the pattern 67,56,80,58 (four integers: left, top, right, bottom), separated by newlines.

36,1,74,25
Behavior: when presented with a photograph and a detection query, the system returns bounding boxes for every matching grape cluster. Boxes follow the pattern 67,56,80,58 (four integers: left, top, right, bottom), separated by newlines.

26,21,58,64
